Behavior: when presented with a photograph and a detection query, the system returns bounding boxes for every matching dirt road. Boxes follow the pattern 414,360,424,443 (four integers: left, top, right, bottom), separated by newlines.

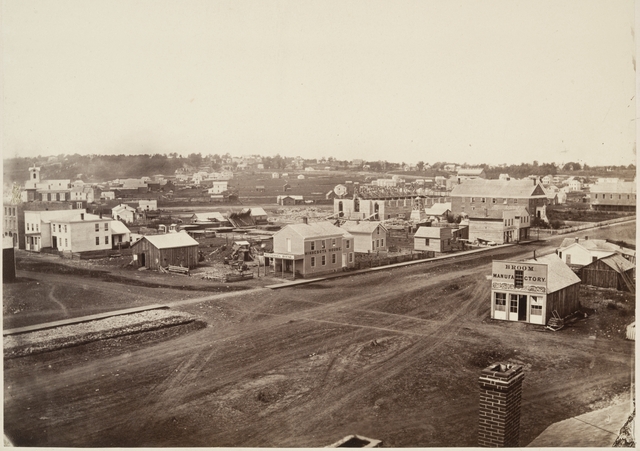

4,223,635,447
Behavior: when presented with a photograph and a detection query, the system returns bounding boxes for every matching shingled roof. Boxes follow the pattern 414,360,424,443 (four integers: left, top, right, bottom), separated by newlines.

450,179,546,198
523,253,581,293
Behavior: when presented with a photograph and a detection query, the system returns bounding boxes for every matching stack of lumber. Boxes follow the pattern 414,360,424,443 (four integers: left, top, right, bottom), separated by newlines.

546,310,564,331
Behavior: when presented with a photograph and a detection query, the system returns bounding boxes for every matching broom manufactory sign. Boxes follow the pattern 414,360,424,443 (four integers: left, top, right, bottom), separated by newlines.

491,260,548,293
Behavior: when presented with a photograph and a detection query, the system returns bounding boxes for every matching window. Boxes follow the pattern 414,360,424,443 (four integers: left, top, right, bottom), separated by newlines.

514,270,524,288
58,224,61,232
530,305,542,316
321,240,326,249
492,198,496,203
311,241,315,251
96,237,100,245
470,197,475,203
321,255,326,265
619,195,622,199
349,252,353,263
105,236,109,244
65,239,68,247
381,239,384,247
346,240,350,249
104,223,109,231
311,256,316,267
424,238,430,245
376,239,379,248
332,238,336,247
610,194,613,199
495,293,506,311
64,225,67,233
95,224,100,231
332,253,336,264
514,198,518,203
594,194,597,199
510,295,518,313
481,198,486,203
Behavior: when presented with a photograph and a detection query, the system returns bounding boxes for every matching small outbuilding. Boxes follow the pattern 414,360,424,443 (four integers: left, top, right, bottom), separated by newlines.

491,254,581,325
131,233,199,270
580,254,635,291
414,226,459,253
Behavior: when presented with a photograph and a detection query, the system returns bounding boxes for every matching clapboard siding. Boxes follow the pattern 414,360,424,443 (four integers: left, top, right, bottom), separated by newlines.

546,283,581,321
131,238,198,270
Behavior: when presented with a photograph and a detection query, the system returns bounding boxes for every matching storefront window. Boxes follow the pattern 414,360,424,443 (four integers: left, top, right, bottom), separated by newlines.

531,305,542,316
495,292,506,311
510,294,518,313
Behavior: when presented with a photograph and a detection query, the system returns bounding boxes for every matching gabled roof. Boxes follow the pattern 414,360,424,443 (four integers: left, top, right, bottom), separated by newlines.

558,238,634,257
250,207,268,217
340,221,386,234
450,179,546,198
523,253,581,293
283,221,353,239
110,220,130,234
414,226,451,238
424,202,452,216
112,204,136,212
592,254,636,273
142,233,199,249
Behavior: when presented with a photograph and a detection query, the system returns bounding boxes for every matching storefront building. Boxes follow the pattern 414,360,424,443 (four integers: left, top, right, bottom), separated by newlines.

491,254,580,325
265,219,355,278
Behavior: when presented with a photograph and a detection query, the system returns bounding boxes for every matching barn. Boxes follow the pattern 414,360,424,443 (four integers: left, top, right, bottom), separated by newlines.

491,253,581,325
580,254,635,292
131,233,199,270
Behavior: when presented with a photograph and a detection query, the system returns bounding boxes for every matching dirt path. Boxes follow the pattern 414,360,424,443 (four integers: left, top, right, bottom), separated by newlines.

4,221,635,447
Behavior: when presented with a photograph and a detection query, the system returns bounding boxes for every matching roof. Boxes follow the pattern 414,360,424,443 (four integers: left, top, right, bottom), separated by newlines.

559,238,635,256
424,202,452,216
283,221,353,239
457,168,485,176
590,181,636,194
110,220,130,235
112,204,136,212
250,207,268,217
340,221,386,234
450,179,546,198
590,254,636,273
523,253,581,293
141,233,199,249
414,226,451,238
193,212,226,222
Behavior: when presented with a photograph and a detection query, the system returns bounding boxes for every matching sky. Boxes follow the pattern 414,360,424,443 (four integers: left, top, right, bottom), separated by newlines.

2,0,637,166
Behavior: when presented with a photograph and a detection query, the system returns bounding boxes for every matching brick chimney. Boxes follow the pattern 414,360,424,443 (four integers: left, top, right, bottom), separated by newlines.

478,363,524,447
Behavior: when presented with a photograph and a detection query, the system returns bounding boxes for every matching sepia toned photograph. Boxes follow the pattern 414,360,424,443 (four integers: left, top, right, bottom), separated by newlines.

2,0,636,447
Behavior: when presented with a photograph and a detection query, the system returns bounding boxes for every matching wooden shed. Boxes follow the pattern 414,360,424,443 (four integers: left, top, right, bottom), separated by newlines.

131,233,199,270
581,254,635,291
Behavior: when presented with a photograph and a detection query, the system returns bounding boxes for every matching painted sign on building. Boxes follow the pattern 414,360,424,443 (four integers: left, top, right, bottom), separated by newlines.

491,260,547,294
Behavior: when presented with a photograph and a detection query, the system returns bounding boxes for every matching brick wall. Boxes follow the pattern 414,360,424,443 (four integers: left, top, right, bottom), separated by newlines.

478,363,524,447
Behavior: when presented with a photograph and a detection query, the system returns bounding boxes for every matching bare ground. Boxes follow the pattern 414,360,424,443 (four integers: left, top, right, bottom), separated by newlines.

3,222,635,447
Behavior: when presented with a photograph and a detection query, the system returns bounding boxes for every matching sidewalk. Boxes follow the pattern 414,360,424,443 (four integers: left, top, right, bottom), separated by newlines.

265,242,518,289
527,398,633,447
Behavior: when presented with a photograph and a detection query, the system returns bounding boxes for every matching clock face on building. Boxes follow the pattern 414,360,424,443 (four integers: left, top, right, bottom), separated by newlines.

334,184,347,197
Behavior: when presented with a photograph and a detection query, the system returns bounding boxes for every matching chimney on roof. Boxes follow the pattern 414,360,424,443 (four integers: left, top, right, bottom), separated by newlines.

575,237,579,243
585,236,588,240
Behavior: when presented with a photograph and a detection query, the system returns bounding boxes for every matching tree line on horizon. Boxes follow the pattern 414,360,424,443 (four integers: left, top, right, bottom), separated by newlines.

2,152,635,185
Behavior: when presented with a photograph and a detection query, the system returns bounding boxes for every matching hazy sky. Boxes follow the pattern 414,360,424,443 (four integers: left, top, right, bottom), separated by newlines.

2,0,636,166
